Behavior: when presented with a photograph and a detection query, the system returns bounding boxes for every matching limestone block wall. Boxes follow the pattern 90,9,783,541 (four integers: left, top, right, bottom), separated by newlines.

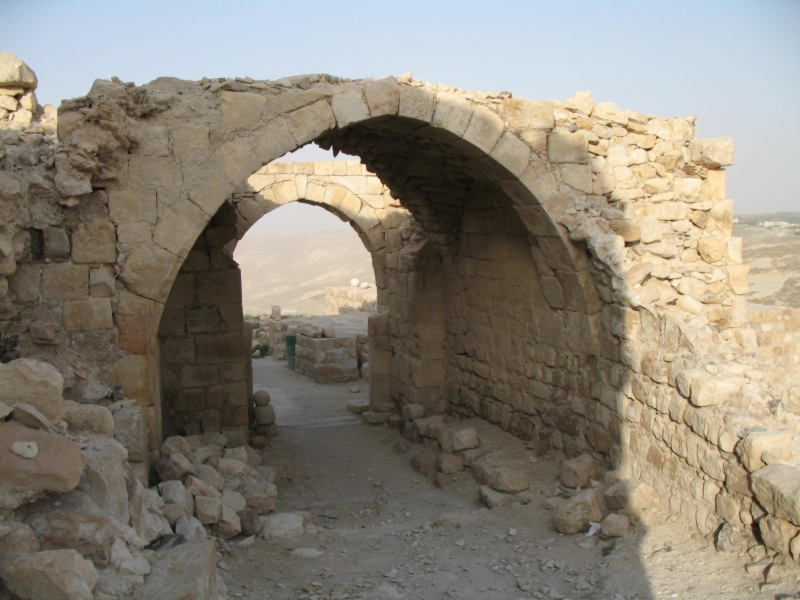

296,334,359,383
157,201,248,436
2,55,800,561
325,285,377,314
747,305,800,373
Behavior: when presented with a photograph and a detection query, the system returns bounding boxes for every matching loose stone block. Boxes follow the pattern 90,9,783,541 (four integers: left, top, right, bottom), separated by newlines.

750,465,800,526
489,469,529,494
759,515,799,556
0,358,63,422
604,479,660,515
0,421,83,510
479,485,514,509
452,428,480,452
0,549,98,600
194,495,222,524
601,513,630,537
553,489,603,534
560,454,600,488
438,454,464,475
690,374,746,407
737,431,793,472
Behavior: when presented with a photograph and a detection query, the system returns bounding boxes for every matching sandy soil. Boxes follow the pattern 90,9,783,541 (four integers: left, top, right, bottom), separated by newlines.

736,223,800,309
221,359,800,600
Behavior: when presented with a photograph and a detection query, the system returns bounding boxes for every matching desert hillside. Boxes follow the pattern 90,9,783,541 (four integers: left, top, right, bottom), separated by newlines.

234,214,800,317
736,212,800,309
234,230,375,316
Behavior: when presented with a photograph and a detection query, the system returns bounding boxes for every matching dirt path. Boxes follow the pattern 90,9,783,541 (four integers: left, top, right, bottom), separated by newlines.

224,358,794,600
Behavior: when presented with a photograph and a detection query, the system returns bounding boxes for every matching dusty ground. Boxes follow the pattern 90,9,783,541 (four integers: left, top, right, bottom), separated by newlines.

221,359,800,600
736,218,800,309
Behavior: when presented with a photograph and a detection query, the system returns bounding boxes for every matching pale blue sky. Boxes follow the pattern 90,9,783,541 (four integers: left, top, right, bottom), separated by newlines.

5,0,799,233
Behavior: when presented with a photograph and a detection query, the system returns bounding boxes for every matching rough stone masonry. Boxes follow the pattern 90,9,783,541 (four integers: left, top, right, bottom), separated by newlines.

1,49,800,594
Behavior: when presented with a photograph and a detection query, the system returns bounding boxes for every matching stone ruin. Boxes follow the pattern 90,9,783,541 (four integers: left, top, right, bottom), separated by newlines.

0,51,800,597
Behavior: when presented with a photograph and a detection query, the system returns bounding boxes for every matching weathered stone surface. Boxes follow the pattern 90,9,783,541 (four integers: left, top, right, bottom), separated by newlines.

214,505,241,539
478,484,513,509
690,374,746,407
736,430,793,472
601,513,630,537
452,427,480,451
11,402,57,433
194,495,222,524
242,481,278,514
750,465,800,526
0,421,83,510
63,297,114,332
239,508,263,537
62,400,114,435
604,479,660,515
175,515,207,541
253,389,271,406
401,403,425,420
78,438,129,524
488,469,529,494
553,489,603,534
112,405,149,464
161,435,192,459
156,452,196,482
759,515,799,555
0,549,98,600
0,358,63,422
159,479,194,515
141,540,217,600
548,131,588,163
254,404,276,425
71,221,116,264
560,453,600,488
260,512,304,539
0,52,37,88
438,454,464,475
24,490,114,557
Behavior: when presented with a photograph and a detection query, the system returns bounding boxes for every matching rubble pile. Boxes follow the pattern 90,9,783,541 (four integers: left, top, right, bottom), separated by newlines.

0,356,285,600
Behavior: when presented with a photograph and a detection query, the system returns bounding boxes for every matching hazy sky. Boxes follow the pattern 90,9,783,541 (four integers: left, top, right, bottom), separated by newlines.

6,0,799,232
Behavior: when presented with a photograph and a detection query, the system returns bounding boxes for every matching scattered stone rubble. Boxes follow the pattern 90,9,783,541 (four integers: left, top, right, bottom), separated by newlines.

0,355,289,599
1,50,800,587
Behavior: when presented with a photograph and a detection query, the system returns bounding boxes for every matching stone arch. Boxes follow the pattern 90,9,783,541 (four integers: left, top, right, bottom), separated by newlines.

10,69,772,545
56,76,611,454
157,161,412,436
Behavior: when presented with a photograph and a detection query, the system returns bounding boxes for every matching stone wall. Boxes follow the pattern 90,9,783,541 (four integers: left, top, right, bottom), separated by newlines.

1,53,799,563
747,305,800,373
325,285,377,314
157,202,250,437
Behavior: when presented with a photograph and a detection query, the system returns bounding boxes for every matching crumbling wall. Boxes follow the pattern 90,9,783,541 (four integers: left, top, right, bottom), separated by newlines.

1,52,799,562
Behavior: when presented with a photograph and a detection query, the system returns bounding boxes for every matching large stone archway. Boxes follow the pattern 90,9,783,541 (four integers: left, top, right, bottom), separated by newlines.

157,161,413,436
8,70,795,551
